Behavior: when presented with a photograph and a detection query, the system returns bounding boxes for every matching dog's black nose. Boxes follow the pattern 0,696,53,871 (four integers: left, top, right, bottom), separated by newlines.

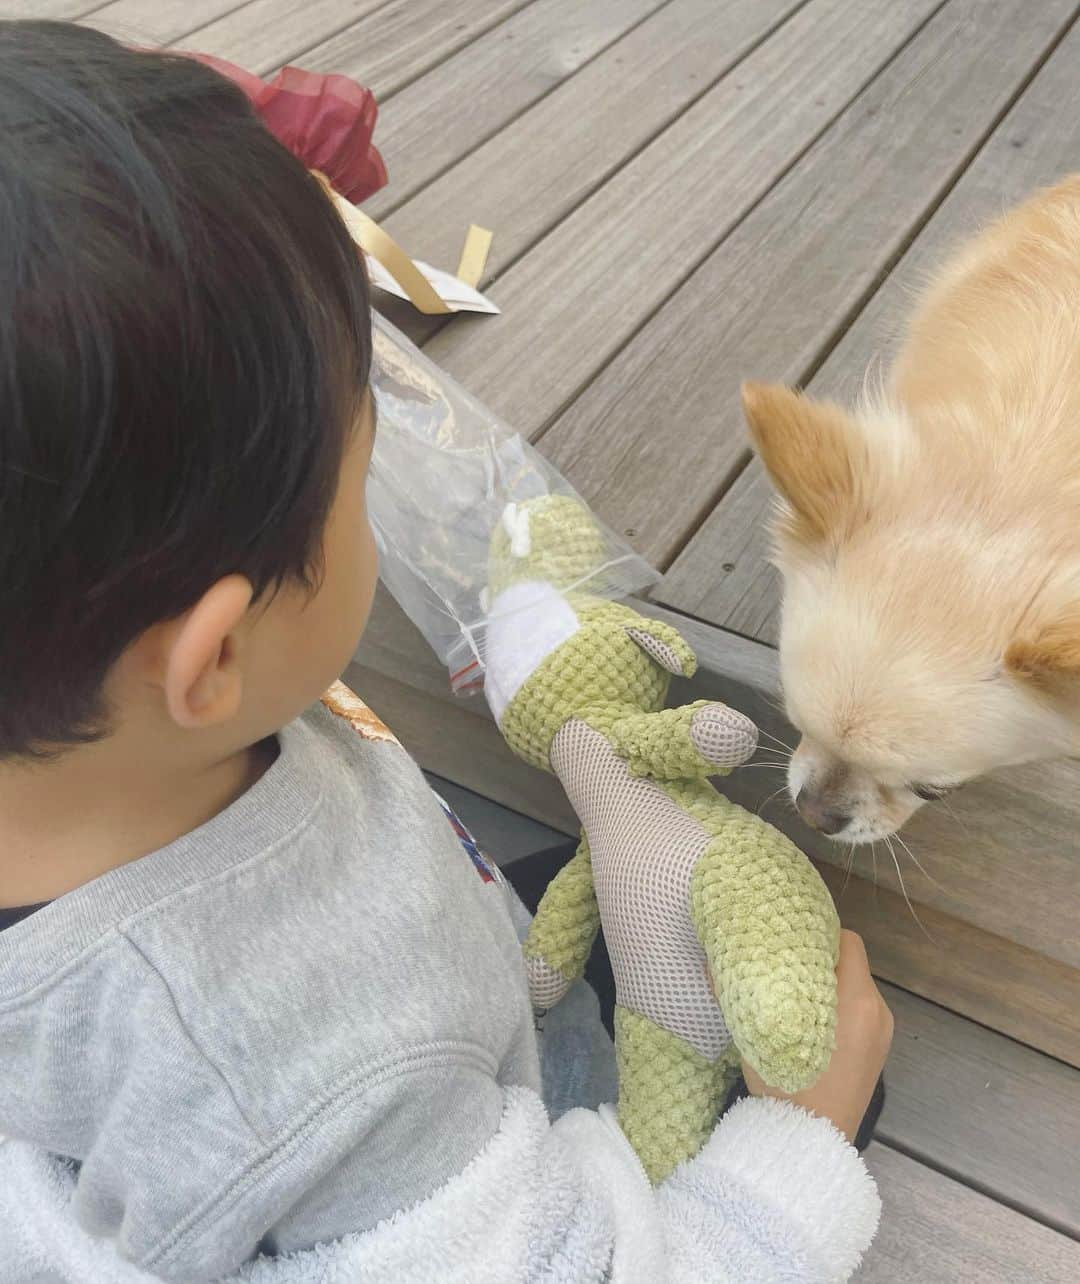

795,789,850,836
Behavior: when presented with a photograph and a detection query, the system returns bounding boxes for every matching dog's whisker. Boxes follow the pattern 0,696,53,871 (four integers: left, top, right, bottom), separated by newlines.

764,692,788,718
756,785,790,816
841,842,858,896
938,797,974,841
871,841,879,891
884,835,935,942
895,832,946,894
756,727,796,754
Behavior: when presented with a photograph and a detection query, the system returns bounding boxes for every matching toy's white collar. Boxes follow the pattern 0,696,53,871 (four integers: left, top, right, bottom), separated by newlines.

484,580,580,724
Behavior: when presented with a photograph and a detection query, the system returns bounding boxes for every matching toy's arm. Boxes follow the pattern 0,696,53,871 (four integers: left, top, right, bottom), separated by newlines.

691,807,841,1094
609,701,758,780
523,834,600,1012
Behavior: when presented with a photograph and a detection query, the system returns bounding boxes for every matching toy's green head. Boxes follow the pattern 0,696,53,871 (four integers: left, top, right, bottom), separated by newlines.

488,494,609,599
485,497,697,770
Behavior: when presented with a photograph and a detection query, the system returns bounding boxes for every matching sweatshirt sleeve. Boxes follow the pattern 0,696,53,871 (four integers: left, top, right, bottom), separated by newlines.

653,1096,882,1282
552,1094,881,1284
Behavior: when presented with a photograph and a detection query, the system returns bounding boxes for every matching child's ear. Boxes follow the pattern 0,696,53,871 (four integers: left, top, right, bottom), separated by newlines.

625,622,697,678
160,575,254,729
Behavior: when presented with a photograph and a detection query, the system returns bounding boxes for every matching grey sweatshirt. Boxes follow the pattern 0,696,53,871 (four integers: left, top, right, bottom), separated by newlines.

0,702,880,1283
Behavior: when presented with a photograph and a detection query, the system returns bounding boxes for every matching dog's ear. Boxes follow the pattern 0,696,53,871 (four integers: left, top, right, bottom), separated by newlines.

742,382,867,543
1005,603,1080,679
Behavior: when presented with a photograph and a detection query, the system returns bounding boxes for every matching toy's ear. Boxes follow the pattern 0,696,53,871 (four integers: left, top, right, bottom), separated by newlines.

625,622,697,678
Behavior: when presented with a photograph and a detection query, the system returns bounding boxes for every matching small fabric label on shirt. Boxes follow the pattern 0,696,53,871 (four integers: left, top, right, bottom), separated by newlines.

430,791,503,886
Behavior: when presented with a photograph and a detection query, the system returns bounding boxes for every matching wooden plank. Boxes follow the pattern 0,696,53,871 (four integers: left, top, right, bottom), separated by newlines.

298,0,535,96
860,1144,1080,1282
410,0,943,416
86,0,243,45
364,0,673,224
875,985,1080,1237
351,591,1080,1065
178,0,392,74
373,0,802,229
537,0,1078,569
660,12,1080,639
812,862,1080,1071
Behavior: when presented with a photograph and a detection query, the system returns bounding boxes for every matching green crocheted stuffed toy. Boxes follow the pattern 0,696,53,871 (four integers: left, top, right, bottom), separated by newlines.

484,496,840,1184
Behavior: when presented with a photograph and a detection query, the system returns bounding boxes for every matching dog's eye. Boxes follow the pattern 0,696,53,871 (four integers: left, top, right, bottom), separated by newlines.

909,783,953,802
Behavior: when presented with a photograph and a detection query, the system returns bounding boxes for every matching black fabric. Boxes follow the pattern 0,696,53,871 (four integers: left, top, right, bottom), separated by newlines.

854,1073,887,1151
0,901,49,932
506,842,885,1153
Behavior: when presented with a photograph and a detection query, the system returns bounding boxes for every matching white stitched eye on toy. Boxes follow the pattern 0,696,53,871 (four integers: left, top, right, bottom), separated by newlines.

501,503,532,559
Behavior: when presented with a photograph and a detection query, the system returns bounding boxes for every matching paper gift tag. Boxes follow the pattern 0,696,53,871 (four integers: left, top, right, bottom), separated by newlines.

365,254,500,315
323,185,498,316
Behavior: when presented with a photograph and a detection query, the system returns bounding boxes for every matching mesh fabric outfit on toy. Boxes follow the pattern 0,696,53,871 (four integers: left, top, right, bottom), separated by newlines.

508,843,884,1155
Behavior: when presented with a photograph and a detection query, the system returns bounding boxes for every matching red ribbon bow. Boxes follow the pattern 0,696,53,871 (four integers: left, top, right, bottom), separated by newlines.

190,53,388,205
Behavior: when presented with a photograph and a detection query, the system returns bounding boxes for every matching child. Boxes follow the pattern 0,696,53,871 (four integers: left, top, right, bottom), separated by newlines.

0,21,892,1283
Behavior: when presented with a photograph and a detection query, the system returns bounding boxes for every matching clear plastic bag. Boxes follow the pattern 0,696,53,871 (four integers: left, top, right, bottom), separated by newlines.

368,312,659,695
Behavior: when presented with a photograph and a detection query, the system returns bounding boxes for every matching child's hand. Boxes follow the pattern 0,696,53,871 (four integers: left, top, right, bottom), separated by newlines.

741,930,894,1143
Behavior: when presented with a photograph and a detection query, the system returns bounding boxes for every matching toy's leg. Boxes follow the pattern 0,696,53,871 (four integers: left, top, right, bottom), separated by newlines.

609,703,757,780
614,1006,737,1184
523,833,600,1012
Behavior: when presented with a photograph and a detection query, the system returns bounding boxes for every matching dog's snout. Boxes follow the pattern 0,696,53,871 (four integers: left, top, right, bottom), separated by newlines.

795,788,850,836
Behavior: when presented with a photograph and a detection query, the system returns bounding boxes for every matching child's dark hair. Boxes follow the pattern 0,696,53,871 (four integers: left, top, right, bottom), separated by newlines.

0,22,372,757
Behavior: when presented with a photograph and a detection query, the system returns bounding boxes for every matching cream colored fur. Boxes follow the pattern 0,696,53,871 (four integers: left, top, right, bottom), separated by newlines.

744,176,1080,841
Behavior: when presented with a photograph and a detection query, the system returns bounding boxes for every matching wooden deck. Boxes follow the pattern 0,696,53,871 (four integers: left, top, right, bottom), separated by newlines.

16,0,1080,1275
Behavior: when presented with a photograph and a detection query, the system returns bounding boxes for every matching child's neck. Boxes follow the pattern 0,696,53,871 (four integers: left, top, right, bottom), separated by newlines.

0,735,275,908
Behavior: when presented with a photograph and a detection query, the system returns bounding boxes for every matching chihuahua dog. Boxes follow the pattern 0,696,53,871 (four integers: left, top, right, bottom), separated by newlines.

745,176,1080,842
